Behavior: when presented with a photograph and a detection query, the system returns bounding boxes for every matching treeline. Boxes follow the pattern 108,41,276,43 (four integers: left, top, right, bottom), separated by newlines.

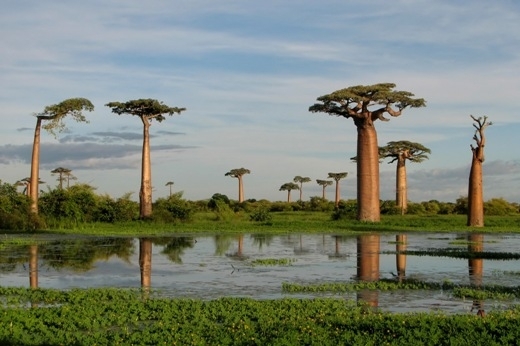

1,180,518,231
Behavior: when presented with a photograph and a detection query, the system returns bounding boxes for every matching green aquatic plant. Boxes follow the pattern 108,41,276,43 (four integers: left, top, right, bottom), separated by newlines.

250,258,296,267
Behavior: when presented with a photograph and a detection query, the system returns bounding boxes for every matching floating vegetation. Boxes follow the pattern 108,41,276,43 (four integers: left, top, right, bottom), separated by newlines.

383,249,520,260
3,287,520,345
282,279,520,300
250,258,296,266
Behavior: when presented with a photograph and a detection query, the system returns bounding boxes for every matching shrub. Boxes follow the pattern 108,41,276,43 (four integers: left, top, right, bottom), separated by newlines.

249,208,272,223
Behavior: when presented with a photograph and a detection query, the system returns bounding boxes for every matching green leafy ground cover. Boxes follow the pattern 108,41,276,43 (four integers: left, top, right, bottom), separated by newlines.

1,287,520,345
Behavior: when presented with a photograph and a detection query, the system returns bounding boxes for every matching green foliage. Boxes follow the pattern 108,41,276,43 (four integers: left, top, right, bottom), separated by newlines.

2,288,520,345
208,193,230,210
249,208,273,223
211,199,235,221
250,258,295,266
331,200,357,220
0,180,43,230
153,194,193,222
105,98,186,122
39,98,94,137
308,197,335,212
484,198,517,216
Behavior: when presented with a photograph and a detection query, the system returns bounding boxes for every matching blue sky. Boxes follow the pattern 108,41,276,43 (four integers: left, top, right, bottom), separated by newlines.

1,0,520,203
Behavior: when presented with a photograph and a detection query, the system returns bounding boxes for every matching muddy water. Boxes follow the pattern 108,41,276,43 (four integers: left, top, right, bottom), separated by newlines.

1,232,520,314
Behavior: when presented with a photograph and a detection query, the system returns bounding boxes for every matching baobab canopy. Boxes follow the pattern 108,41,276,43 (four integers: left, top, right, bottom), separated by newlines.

309,83,425,125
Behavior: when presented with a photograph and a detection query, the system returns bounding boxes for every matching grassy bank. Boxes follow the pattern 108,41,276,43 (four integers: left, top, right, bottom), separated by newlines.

16,212,520,236
1,287,520,345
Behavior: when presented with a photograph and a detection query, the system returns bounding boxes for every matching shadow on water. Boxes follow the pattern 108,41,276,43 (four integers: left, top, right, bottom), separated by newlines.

2,232,520,314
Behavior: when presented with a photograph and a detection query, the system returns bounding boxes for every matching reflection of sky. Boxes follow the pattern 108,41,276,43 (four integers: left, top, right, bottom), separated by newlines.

2,233,520,313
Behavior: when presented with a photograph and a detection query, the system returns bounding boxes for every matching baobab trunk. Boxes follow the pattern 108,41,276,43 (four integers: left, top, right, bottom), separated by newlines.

334,181,340,207
396,157,407,215
467,159,483,226
238,177,244,203
322,186,326,199
356,125,380,222
140,118,153,219
29,118,42,214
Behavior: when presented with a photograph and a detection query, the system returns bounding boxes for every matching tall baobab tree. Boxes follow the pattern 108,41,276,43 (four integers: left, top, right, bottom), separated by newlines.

63,171,77,188
379,141,431,215
225,168,250,203
316,179,333,200
106,99,186,219
279,182,299,203
310,83,425,222
467,115,491,227
328,172,348,208
293,176,311,201
29,98,94,214
165,181,174,197
51,167,72,189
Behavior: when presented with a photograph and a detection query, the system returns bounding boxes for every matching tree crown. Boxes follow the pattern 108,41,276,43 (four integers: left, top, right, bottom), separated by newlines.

37,98,94,137
225,168,251,178
309,83,425,123
293,176,311,184
105,99,186,122
380,140,431,163
327,172,348,181
316,179,333,187
279,182,299,191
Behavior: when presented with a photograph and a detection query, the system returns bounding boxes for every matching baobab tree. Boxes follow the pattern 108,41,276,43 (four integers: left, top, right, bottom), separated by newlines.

379,141,431,215
293,176,311,201
29,98,94,214
467,115,492,227
328,172,348,208
310,83,425,222
165,181,174,197
106,99,186,219
225,168,250,203
316,179,333,200
279,182,299,203
51,167,72,189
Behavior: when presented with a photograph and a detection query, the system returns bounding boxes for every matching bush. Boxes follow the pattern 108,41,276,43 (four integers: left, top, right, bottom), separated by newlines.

484,198,517,215
249,208,272,223
153,195,193,222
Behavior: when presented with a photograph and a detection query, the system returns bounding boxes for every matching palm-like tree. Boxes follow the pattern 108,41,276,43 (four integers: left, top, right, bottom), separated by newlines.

51,167,72,189
310,83,425,222
328,172,348,208
379,141,431,215
225,168,250,203
165,181,174,197
293,176,311,202
29,98,94,214
279,182,299,203
316,179,333,200
467,115,491,227
106,99,186,219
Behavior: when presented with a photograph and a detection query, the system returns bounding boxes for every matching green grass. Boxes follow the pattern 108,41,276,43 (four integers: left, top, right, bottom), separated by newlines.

5,212,520,236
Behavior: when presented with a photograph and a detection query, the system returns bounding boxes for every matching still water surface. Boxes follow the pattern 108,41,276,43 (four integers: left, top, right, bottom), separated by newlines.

1,232,520,314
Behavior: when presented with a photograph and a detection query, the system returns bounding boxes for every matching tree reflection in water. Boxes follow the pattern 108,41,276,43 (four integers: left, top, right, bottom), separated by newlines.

357,234,380,307
468,233,485,317
395,234,407,282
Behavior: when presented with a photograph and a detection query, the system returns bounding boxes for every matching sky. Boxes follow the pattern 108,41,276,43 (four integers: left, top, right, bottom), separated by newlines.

1,0,520,203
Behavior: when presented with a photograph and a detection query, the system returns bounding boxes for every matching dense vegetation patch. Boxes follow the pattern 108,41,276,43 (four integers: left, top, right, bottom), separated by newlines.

1,287,520,345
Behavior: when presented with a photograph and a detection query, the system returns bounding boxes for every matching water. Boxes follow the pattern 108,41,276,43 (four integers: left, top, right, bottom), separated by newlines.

1,232,519,314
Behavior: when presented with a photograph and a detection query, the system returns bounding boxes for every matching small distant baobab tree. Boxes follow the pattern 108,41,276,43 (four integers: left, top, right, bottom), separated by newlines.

165,181,174,197
106,99,186,219
51,167,72,189
293,176,311,201
316,179,333,200
328,172,348,208
467,115,492,227
310,83,425,222
29,98,94,214
225,168,250,203
379,141,431,215
279,182,299,203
